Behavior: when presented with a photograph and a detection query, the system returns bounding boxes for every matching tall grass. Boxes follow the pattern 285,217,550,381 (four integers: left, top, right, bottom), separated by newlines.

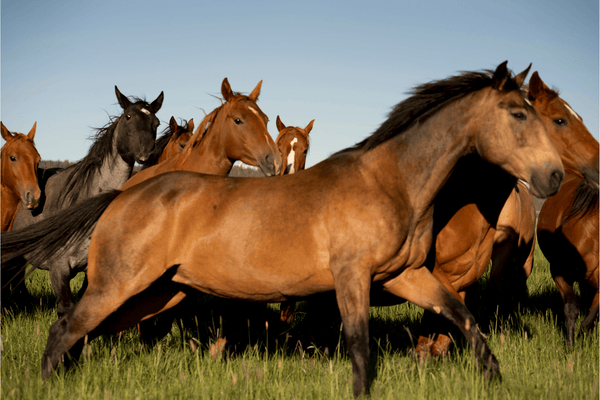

2,244,598,399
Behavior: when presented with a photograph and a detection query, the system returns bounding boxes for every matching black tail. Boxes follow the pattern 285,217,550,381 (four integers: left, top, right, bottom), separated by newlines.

1,190,122,280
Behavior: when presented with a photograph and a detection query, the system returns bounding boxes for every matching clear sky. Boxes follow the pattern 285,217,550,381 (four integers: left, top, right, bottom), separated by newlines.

2,0,598,168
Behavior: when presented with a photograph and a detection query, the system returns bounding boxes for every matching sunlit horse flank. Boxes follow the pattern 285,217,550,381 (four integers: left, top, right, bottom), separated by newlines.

412,71,599,359
275,115,314,175
38,62,565,397
1,122,41,231
2,86,163,312
140,116,194,169
122,78,281,191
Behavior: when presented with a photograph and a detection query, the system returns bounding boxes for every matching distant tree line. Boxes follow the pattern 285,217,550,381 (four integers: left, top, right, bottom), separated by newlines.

39,160,74,169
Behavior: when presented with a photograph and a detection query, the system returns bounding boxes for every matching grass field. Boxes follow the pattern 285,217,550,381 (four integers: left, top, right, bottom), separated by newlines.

2,244,598,399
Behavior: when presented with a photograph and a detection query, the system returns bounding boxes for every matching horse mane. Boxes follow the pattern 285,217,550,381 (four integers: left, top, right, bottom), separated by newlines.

56,98,150,207
335,69,519,155
141,119,192,169
562,179,599,224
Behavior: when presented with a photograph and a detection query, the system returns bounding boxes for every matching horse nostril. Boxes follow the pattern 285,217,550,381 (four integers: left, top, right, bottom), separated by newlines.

550,169,564,191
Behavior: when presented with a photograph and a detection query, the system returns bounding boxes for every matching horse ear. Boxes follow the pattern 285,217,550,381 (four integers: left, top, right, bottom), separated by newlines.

149,91,164,114
276,115,286,132
169,116,178,134
27,122,37,142
115,86,132,110
1,122,14,141
491,61,510,91
528,71,548,101
304,119,315,135
514,64,531,88
248,80,263,102
221,78,234,102
188,118,195,134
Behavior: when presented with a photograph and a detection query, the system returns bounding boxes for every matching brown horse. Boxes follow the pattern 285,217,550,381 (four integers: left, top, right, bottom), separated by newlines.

1,122,41,231
538,174,599,349
122,78,280,190
275,115,314,175
140,116,194,168
411,71,599,359
34,62,564,397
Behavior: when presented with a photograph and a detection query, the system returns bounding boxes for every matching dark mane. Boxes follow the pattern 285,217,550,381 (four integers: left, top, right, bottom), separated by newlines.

56,99,149,207
141,119,191,169
335,69,516,155
563,180,599,224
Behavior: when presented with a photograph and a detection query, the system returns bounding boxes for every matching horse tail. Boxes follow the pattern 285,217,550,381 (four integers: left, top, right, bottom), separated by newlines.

1,190,122,275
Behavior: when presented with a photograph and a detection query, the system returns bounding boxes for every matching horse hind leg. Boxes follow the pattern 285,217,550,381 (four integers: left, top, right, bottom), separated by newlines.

384,267,501,380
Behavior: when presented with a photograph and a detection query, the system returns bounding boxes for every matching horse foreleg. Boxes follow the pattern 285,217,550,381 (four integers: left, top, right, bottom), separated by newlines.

553,274,578,349
333,268,371,398
416,269,465,360
384,267,500,380
579,290,599,335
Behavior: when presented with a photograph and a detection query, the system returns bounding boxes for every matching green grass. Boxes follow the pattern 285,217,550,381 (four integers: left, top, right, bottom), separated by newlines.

2,245,598,399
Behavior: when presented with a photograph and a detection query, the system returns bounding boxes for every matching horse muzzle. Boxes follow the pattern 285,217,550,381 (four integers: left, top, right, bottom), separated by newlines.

529,168,564,198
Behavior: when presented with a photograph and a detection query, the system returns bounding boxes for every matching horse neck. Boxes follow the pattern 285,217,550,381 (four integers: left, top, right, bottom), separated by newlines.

92,125,134,191
362,96,480,220
175,115,234,176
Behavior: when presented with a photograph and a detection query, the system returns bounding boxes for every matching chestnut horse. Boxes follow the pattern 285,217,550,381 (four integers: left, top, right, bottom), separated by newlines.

538,175,599,348
122,78,280,191
2,79,280,317
488,180,536,292
1,122,41,231
275,115,314,175
410,71,599,359
32,62,564,397
2,87,163,305
141,116,194,168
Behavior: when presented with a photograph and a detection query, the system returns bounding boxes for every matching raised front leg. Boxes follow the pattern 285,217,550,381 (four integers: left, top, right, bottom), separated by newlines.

384,267,501,380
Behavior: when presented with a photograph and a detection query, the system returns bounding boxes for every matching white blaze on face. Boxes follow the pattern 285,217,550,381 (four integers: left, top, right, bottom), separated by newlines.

562,101,582,122
287,137,298,174
141,108,151,115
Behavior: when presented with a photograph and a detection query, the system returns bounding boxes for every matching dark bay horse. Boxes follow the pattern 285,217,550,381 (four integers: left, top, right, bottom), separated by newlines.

141,116,194,168
34,62,564,397
275,115,314,175
1,79,280,317
2,86,163,310
1,122,41,231
410,71,599,359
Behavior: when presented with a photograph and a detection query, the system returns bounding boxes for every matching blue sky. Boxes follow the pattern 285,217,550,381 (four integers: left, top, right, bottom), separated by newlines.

2,0,598,167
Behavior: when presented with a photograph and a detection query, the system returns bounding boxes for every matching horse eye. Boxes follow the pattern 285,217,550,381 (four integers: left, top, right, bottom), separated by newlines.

10,156,16,162
554,118,567,126
511,112,526,121
126,115,131,120
303,150,308,155
234,118,242,125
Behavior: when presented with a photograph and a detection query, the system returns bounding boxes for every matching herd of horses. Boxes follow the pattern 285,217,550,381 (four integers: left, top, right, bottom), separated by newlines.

1,62,598,397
